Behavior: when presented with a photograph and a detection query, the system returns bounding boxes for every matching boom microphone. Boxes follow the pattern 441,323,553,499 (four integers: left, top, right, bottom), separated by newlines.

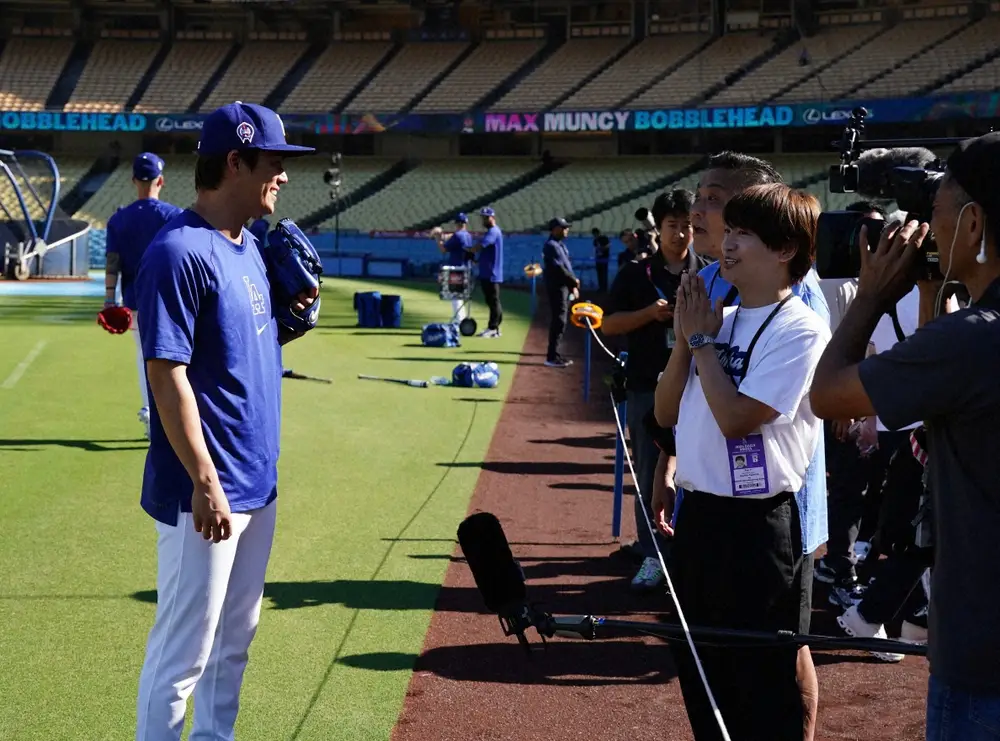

855,147,939,199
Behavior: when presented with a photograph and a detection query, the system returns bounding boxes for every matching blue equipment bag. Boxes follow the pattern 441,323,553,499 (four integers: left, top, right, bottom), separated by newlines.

422,323,461,348
452,361,500,388
380,294,403,328
355,291,383,328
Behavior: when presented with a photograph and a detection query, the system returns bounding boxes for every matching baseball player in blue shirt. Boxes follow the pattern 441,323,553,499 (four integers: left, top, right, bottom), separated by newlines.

133,102,318,741
471,206,504,337
433,212,474,320
101,153,183,439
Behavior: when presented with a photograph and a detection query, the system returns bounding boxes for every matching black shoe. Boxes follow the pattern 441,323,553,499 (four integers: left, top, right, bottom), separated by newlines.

544,357,572,368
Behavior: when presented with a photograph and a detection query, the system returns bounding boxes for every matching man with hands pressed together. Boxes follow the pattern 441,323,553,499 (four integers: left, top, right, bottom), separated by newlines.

809,133,1000,740
654,184,829,741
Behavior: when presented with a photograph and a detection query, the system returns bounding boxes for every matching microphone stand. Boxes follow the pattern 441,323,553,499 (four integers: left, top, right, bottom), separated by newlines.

514,613,927,658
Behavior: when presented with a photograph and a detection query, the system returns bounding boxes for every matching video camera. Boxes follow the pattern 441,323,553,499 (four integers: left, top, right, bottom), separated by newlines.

633,206,658,253
815,107,961,281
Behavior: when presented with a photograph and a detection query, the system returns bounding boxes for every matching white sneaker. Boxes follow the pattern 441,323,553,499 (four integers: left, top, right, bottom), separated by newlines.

837,604,904,662
630,556,665,592
138,406,150,440
478,329,501,338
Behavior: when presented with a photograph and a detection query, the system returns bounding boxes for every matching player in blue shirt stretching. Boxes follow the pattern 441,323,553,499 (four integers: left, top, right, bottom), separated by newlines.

102,153,183,439
133,102,318,741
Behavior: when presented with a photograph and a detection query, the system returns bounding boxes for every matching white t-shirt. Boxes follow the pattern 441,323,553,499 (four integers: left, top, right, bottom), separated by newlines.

675,295,831,499
819,277,857,332
871,286,921,432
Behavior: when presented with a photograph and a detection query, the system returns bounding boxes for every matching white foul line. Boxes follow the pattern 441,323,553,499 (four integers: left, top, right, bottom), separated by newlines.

2,340,47,389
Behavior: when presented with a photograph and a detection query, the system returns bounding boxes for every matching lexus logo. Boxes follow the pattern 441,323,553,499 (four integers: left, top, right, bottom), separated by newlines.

155,117,203,133
803,108,822,125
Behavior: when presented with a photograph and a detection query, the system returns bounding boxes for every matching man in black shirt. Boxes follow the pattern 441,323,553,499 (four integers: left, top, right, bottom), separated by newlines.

810,132,1000,739
593,230,611,293
542,217,580,367
603,189,710,590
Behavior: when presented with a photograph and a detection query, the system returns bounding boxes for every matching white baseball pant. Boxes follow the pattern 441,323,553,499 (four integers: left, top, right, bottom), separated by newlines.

131,310,149,410
136,499,277,741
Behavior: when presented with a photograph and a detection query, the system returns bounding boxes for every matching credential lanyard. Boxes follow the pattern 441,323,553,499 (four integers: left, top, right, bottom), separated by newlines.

726,295,792,388
646,263,675,349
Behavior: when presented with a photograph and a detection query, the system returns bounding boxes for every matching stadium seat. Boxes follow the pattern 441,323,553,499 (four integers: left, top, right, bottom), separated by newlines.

200,41,309,112
0,155,90,223
334,158,540,232
345,42,470,114
65,40,162,113
0,38,75,111
777,18,966,102
852,16,1000,98
559,35,709,111
938,53,1000,93
133,41,233,113
708,25,884,106
628,33,778,109
491,38,632,112
414,40,545,114
279,42,393,113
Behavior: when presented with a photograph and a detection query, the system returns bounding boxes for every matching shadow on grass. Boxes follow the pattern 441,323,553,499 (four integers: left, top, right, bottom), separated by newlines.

0,438,147,452
529,433,616,450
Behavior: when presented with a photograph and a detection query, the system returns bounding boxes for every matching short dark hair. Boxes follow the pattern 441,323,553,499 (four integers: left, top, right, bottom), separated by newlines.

652,188,694,226
195,149,260,191
723,183,820,284
706,151,783,189
846,200,887,217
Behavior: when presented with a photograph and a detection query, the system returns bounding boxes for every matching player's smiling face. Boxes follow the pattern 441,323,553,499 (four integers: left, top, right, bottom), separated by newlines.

253,153,287,217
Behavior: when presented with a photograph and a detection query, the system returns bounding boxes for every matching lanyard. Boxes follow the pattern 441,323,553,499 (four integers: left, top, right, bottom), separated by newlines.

726,295,792,387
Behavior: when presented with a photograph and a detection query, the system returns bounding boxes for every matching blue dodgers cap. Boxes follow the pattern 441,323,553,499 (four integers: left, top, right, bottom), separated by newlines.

480,207,496,217
455,212,468,223
197,101,315,157
548,217,571,229
133,152,165,181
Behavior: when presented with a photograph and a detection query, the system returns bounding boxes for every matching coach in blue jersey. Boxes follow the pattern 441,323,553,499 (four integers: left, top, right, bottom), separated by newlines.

472,206,504,337
104,153,183,438
133,102,316,741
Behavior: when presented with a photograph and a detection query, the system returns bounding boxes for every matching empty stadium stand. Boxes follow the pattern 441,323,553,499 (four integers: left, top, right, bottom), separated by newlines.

491,36,632,112
0,155,90,223
344,42,470,114
414,40,546,114
133,39,233,113
65,38,161,113
853,15,1000,98
628,32,781,109
709,24,884,106
560,34,709,110
937,52,1000,93
0,36,75,111
335,158,540,231
279,40,394,114
201,37,309,112
776,17,966,102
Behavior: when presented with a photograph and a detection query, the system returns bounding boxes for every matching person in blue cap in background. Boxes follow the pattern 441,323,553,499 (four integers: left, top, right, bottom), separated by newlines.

542,217,580,367
103,152,184,439
433,212,474,321
133,101,318,741
471,206,504,337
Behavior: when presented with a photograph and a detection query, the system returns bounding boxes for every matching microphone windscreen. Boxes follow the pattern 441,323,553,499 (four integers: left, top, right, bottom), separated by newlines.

856,147,938,198
457,512,526,614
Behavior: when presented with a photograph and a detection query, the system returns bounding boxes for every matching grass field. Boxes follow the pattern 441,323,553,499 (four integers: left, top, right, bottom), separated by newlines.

0,278,532,740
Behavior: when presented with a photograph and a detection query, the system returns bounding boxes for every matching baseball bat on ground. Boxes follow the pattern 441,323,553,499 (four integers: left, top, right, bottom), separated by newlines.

358,374,429,388
282,368,333,384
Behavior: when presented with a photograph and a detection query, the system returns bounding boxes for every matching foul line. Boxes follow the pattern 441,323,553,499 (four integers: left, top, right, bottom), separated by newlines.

2,340,47,389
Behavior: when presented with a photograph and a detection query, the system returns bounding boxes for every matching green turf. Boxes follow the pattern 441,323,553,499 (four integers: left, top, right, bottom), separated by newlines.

0,278,532,740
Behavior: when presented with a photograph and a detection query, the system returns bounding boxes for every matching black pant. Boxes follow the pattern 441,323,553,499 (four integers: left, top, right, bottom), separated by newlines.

480,279,502,330
671,490,811,741
858,546,930,626
825,428,906,578
546,285,569,360
596,262,608,293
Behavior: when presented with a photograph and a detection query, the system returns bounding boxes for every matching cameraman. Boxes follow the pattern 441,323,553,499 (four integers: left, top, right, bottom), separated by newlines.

592,228,610,292
810,133,1000,739
602,189,709,591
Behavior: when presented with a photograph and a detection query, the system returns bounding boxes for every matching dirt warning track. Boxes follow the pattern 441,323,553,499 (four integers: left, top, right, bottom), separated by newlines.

392,302,929,741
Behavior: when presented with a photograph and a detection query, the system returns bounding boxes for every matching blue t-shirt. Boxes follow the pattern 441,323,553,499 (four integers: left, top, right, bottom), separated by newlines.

478,225,504,283
134,209,283,526
106,198,184,310
693,261,831,555
443,229,473,266
249,218,269,246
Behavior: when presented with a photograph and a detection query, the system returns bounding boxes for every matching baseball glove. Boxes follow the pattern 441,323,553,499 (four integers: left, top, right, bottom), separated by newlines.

264,218,323,335
98,304,132,334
